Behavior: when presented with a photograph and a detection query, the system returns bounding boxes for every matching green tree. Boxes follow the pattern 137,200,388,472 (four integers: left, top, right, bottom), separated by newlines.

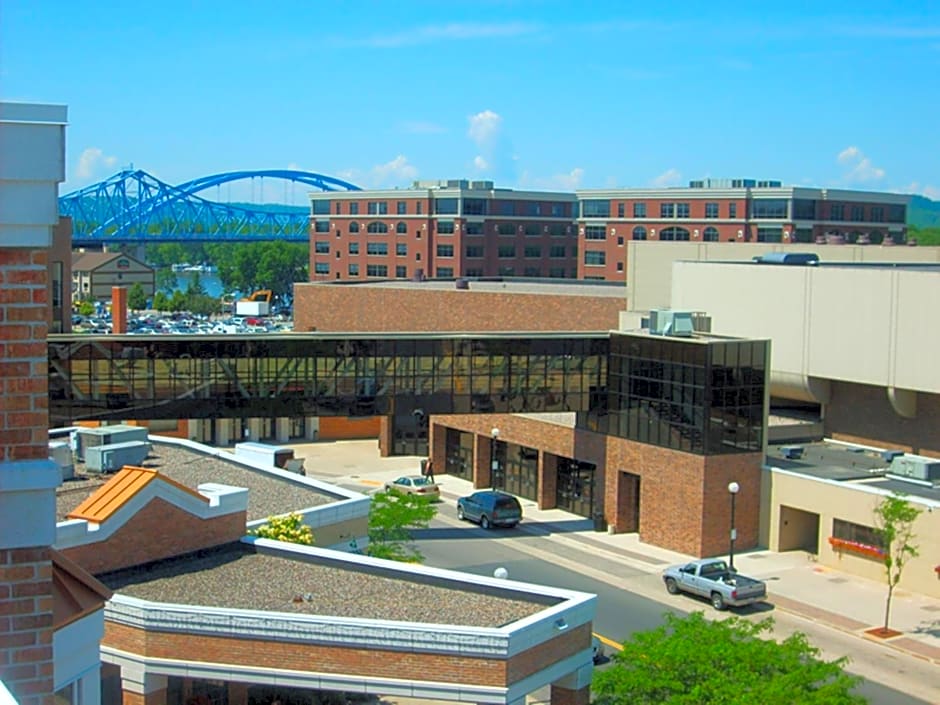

152,291,169,311
592,612,864,705
366,489,437,563
874,492,922,632
250,512,314,545
186,293,221,317
78,300,95,317
156,267,178,295
169,290,187,312
127,282,148,311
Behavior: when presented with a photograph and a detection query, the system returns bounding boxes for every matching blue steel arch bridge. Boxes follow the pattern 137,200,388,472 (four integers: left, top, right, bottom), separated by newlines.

59,168,361,246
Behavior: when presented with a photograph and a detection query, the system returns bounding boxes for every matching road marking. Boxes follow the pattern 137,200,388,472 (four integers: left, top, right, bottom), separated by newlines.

594,632,623,651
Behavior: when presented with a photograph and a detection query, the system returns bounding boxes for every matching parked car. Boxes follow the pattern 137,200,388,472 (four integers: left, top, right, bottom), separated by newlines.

662,558,767,610
456,490,522,529
383,475,440,500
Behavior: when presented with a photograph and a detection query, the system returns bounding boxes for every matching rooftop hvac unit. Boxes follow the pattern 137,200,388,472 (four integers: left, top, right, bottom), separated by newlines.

84,440,151,473
888,455,940,482
648,309,694,337
75,424,148,461
48,440,74,480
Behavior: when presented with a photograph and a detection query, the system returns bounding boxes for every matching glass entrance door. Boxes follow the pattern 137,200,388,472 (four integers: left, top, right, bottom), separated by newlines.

556,459,595,518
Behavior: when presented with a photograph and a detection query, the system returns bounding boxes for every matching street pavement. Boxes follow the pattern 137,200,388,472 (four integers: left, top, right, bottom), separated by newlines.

286,439,940,703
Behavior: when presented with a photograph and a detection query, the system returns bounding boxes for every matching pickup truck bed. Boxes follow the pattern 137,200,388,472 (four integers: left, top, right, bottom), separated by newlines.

662,559,767,610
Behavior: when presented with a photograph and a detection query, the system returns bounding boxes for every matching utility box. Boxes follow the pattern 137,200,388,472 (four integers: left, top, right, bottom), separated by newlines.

85,440,151,473
48,440,74,480
234,441,294,469
75,424,149,461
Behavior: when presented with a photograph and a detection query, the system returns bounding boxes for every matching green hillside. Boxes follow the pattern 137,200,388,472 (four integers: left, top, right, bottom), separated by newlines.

910,195,940,228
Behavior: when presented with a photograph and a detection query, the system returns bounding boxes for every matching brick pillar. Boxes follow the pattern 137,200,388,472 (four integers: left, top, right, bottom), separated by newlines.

111,286,127,334
550,684,590,705
0,247,60,705
121,672,167,705
474,433,491,488
538,452,558,509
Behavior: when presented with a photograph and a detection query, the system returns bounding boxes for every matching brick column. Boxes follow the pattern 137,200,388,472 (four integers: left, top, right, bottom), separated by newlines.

550,663,593,705
0,247,61,705
121,673,168,705
538,452,558,509
474,433,492,488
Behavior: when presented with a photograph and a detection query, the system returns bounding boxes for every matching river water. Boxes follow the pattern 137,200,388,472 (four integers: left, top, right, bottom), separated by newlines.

174,272,224,298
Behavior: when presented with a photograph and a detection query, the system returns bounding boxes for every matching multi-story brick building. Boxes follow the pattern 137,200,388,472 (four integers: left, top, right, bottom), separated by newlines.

574,178,910,281
309,180,579,282
309,178,910,284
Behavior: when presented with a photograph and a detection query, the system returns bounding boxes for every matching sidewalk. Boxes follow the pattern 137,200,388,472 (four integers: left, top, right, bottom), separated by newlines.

289,440,940,668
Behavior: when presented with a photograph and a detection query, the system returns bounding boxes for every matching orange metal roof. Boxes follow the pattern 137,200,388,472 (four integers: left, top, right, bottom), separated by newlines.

66,465,208,523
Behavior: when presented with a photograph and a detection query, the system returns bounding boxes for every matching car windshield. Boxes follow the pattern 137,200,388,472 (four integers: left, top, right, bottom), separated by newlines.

411,477,434,486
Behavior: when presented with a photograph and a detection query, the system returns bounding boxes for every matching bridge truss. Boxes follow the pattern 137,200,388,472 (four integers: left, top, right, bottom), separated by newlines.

59,169,361,245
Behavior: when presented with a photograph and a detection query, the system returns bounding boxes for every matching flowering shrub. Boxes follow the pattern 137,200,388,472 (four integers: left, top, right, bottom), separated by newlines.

251,512,314,546
828,536,885,560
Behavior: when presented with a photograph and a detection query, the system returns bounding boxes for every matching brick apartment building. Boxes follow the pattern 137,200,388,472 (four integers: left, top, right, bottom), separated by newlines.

309,178,910,283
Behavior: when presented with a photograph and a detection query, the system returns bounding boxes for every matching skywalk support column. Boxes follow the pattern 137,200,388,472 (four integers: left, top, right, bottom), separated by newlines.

0,101,68,705
550,664,592,705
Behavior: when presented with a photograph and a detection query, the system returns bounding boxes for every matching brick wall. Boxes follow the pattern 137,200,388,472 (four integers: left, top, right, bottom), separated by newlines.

0,248,50,462
826,380,940,458
62,498,247,575
431,414,762,557
0,246,55,705
294,285,624,333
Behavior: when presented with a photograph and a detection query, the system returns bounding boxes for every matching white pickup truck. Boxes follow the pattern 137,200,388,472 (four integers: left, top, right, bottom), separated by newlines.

662,559,767,610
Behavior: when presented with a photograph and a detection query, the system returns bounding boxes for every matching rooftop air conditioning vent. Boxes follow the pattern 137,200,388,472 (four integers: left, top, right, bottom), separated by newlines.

648,309,694,337
888,455,940,482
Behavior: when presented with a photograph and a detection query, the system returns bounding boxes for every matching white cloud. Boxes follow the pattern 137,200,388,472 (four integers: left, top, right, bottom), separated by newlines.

901,182,940,200
371,155,418,186
650,168,682,187
468,110,502,147
837,146,885,182
546,168,585,190
76,147,118,180
473,155,490,171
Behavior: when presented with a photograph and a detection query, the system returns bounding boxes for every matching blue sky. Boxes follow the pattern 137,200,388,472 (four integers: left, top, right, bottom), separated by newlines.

2,1,938,201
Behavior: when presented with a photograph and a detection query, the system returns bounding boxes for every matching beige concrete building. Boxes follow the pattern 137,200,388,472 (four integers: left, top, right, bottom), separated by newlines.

72,251,154,305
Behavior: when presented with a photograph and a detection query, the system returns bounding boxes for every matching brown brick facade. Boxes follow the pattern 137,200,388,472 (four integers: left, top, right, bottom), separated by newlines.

431,413,761,557
62,498,247,575
293,284,624,333
104,619,588,689
825,380,940,458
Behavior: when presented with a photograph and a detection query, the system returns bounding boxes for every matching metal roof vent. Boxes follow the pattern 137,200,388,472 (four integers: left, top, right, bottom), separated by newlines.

649,309,695,337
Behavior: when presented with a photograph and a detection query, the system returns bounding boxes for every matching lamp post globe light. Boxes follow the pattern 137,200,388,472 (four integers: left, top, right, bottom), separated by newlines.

728,481,740,570
490,427,500,473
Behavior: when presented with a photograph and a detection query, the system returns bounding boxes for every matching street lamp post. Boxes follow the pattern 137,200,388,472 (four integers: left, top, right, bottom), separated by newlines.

490,428,500,487
728,481,740,570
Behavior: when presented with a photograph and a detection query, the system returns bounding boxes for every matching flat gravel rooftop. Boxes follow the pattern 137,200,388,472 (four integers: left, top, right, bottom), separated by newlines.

56,442,337,522
101,543,552,627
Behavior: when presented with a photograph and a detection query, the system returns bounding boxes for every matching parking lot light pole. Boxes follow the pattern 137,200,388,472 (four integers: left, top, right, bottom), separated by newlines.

728,481,740,570
490,428,500,487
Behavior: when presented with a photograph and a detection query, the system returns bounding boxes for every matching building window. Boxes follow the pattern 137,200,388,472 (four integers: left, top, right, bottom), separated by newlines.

756,227,783,243
851,205,864,221
832,518,883,551
584,250,606,266
464,198,487,215
676,203,690,218
524,246,541,258
366,264,388,277
751,199,788,219
437,267,454,277
659,227,690,241
581,199,610,218
416,202,423,215
348,263,359,276
315,262,329,274
396,243,407,256
437,220,455,234
521,266,538,276
497,223,516,235
617,262,623,272
314,219,330,233
434,198,458,214
633,202,647,218
367,201,388,215
466,222,484,235
585,226,606,240
617,203,625,218
871,206,884,222
498,245,516,258
549,245,566,258
349,222,360,234
660,203,675,218
498,266,515,276
830,204,845,221
466,267,483,276
396,222,407,234
436,244,454,257
888,204,905,223
396,265,407,278
348,242,359,255
792,199,816,219
703,226,719,241
466,245,484,258
349,203,359,215
312,200,331,215
315,241,329,254
367,242,388,256
549,267,566,278
729,203,737,218
397,201,407,215
617,236,624,246
549,224,567,237
632,226,647,240
367,222,388,234
524,223,541,236
705,202,719,219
